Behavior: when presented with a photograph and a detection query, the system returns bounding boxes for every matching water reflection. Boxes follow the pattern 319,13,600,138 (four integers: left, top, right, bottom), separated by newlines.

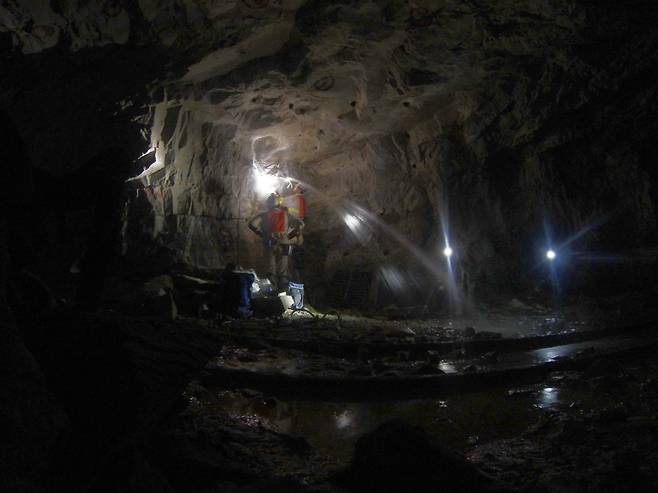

439,360,458,374
532,346,570,363
209,388,543,463
539,387,560,407
335,409,355,431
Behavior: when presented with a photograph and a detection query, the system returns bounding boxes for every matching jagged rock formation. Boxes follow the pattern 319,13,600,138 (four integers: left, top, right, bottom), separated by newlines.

2,0,657,305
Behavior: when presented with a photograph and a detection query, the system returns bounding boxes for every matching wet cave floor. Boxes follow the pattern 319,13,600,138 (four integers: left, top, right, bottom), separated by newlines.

151,296,658,493
58,275,657,491
173,356,658,492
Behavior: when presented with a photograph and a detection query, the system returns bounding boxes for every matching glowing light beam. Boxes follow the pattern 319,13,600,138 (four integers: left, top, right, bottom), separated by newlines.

253,169,278,196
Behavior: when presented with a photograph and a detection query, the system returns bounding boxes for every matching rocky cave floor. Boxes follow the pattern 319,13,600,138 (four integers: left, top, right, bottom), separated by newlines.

169,355,658,493
74,273,658,493
15,273,658,493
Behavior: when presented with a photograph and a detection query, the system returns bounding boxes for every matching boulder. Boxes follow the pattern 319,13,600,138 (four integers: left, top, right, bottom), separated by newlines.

332,419,512,493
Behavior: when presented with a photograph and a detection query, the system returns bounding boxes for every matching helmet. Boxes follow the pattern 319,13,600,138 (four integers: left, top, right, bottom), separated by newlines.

265,193,277,210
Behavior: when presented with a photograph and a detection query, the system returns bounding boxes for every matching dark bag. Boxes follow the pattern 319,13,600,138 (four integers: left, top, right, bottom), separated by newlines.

220,271,254,318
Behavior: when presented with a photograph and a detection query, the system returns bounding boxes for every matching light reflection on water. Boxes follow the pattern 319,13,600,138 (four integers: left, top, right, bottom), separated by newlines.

335,409,355,431
538,387,560,408
211,388,548,463
207,368,620,464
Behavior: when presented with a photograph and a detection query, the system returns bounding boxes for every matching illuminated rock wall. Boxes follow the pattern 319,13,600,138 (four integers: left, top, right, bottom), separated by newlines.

2,0,657,300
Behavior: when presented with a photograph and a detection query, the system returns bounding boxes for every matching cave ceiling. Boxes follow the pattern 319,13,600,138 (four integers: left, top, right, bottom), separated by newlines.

1,0,657,290
3,0,656,168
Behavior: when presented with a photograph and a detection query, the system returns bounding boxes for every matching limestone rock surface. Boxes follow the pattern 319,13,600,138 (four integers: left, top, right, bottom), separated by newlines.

1,0,657,304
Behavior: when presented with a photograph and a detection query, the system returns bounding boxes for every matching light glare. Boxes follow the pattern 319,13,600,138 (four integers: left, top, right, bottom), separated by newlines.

344,213,360,230
546,249,556,260
443,246,453,257
254,169,277,196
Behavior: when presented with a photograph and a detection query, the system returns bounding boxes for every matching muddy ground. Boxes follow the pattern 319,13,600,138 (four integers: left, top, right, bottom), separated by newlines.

156,333,658,493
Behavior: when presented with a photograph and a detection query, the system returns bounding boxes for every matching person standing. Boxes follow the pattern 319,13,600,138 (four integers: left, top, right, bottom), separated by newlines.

248,193,287,292
282,184,306,309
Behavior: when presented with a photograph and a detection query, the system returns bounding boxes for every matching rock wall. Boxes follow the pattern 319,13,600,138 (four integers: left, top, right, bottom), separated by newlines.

2,0,657,303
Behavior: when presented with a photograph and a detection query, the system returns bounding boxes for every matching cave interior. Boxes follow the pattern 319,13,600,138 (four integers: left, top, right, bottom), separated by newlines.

1,1,658,492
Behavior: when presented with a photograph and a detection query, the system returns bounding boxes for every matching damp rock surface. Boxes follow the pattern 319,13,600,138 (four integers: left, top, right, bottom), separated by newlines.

2,1,656,306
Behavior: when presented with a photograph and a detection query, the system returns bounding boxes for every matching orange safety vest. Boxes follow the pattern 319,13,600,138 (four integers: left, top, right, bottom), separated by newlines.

282,193,306,220
268,208,288,234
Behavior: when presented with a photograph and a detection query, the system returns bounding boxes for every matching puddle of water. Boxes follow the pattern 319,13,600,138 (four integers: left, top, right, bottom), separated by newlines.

497,335,654,370
205,332,650,463
539,386,560,407
208,388,547,463
204,369,623,464
438,360,458,374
